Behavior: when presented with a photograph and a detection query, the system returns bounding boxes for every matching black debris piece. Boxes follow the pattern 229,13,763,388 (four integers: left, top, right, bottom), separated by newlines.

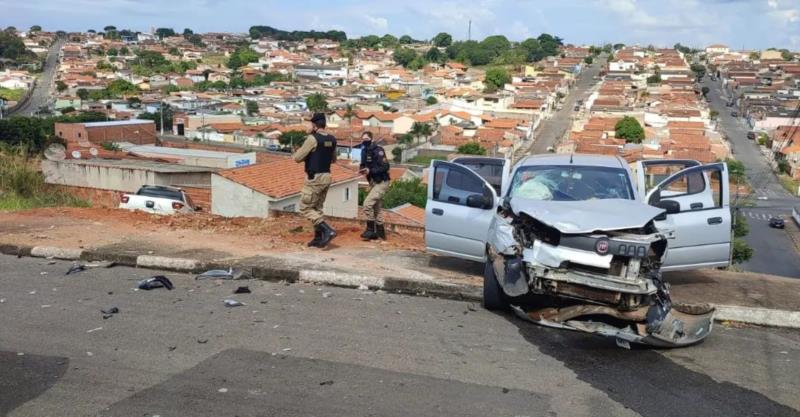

319,380,334,386
197,339,208,344
234,286,251,294
138,276,174,290
101,307,120,315
65,264,86,275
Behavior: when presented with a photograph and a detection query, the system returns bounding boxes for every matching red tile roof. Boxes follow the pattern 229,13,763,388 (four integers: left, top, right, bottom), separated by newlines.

390,203,425,226
216,159,361,199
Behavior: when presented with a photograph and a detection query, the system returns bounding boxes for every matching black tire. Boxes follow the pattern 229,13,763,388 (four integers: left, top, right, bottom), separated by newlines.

483,261,508,311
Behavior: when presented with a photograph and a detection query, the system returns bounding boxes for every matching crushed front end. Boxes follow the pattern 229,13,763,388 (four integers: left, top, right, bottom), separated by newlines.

489,201,715,348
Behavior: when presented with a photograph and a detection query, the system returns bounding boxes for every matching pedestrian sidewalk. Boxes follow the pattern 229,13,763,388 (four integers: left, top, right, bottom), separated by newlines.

1,207,799,327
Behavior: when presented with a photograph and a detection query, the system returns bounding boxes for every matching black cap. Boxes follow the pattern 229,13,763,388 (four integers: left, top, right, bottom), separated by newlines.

309,112,326,124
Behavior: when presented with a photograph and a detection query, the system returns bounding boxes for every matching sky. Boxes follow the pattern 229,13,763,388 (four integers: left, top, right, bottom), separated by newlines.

2,0,799,50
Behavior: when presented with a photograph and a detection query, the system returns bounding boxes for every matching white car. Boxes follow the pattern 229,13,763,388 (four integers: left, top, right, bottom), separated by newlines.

425,155,731,347
119,185,198,215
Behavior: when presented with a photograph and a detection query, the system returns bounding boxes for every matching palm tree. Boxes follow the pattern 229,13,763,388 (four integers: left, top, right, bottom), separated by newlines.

410,122,432,145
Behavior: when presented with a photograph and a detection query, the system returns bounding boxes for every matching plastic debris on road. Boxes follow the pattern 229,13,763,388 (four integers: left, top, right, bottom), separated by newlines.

137,276,174,291
196,267,243,280
66,261,115,275
223,299,245,307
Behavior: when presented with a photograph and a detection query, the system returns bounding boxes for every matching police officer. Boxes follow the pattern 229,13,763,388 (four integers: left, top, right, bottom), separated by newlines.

293,112,337,248
359,131,391,241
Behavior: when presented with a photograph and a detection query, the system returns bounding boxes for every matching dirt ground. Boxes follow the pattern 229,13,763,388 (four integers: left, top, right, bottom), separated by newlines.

0,207,425,258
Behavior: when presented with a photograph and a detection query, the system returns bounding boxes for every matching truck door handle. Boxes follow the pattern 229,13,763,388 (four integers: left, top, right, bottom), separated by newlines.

432,208,444,216
707,217,723,225
690,202,703,210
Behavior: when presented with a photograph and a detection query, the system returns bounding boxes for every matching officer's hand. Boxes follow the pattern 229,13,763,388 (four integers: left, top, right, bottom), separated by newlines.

359,168,369,175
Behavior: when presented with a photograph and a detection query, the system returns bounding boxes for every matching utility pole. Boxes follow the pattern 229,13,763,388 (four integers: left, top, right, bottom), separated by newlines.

159,100,164,135
468,20,471,42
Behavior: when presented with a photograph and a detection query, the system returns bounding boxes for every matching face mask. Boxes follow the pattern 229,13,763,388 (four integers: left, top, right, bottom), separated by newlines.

361,139,372,146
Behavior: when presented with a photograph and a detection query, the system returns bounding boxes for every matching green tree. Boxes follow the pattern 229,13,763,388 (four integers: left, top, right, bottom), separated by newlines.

60,106,75,114
433,32,452,47
226,47,259,69
457,142,487,155
120,46,129,55
393,47,418,67
279,130,307,147
305,93,328,113
732,238,753,264
780,49,794,61
382,178,427,209
55,81,67,92
107,47,118,56
690,63,706,80
733,212,749,238
614,116,645,143
183,28,194,37
425,96,438,105
30,25,42,32
76,88,89,100
647,74,662,84
701,86,710,97
481,35,511,59
155,27,175,39
138,106,174,133
409,122,433,145
245,100,259,116
399,35,413,44
710,109,719,120
583,56,593,65
169,47,180,56
725,158,746,183
484,67,511,91
425,47,444,63
749,51,760,60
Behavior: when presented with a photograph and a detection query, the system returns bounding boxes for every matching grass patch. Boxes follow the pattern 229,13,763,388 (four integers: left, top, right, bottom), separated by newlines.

778,174,800,196
0,87,26,102
407,154,447,166
202,54,228,67
0,147,90,210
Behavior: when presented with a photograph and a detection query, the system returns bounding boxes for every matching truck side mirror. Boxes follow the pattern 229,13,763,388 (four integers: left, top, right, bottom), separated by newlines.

654,199,680,216
466,194,492,210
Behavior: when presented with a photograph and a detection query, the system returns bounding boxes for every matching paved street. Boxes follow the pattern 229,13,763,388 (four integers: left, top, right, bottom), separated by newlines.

10,39,63,117
703,77,800,278
518,56,604,158
1,254,799,416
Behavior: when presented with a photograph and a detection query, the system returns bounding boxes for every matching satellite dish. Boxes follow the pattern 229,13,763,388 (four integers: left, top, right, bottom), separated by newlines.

44,143,66,161
71,150,82,159
89,147,99,157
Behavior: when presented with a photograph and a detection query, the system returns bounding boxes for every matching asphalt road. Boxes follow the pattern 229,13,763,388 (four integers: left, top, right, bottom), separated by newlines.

703,77,800,277
1,254,799,416
10,39,63,117
519,56,604,158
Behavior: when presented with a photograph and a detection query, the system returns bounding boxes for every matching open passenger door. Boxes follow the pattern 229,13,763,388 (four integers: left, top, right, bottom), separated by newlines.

645,163,732,271
424,159,504,262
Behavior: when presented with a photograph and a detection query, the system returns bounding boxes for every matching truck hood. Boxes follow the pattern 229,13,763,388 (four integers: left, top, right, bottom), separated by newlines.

510,198,665,234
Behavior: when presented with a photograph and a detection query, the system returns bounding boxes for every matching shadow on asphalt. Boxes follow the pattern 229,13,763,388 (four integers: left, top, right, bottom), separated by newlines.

0,350,69,415
501,315,798,417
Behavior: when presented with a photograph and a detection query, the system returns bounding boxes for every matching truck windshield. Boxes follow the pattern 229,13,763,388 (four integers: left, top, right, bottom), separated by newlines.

509,165,634,201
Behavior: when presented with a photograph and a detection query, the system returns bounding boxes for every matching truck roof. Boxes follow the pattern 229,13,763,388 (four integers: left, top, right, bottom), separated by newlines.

517,153,627,169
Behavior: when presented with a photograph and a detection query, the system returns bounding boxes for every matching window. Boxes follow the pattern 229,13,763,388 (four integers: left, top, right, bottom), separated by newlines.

433,163,489,206
282,204,296,212
344,187,351,202
509,165,634,201
77,133,81,138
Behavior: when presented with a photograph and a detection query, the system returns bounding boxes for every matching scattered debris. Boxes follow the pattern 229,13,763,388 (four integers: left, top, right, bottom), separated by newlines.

47,261,56,265
168,346,177,351
0,299,6,303
40,272,48,276
137,276,174,291
101,307,120,315
195,267,243,280
502,388,510,394
86,352,93,356
86,327,103,333
66,261,115,276
29,291,36,295
223,299,245,307
234,286,251,294
467,304,478,312
197,339,208,344
41,304,51,308
319,380,334,386
358,284,369,291
322,292,332,298
282,348,292,352
218,388,228,393
17,352,24,356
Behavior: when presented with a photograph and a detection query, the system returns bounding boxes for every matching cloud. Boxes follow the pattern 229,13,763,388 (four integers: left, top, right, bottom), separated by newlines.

363,14,389,31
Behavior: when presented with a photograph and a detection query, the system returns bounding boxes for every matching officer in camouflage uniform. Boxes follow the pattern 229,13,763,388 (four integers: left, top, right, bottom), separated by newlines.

359,131,391,241
293,112,337,248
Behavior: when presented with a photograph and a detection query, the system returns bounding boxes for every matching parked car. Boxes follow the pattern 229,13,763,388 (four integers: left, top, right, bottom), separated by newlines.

731,111,739,117
119,185,198,215
425,155,730,348
266,144,280,151
747,132,756,140
769,217,785,228
573,105,581,112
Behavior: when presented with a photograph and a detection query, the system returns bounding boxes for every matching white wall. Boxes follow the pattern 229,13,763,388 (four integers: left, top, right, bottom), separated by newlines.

270,180,359,219
211,175,273,218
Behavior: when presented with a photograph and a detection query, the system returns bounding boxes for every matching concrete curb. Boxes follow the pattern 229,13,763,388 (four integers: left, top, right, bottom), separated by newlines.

1,243,796,328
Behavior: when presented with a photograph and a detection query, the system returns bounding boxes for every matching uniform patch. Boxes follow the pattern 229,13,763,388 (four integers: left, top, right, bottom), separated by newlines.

323,141,333,147
378,150,385,156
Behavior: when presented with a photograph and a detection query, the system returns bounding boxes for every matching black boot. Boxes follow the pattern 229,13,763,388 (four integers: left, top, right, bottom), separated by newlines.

307,225,323,247
376,223,386,240
317,222,337,248
361,221,378,240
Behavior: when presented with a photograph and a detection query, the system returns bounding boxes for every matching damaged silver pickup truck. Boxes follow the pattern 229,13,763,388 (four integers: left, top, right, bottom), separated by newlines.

425,155,732,348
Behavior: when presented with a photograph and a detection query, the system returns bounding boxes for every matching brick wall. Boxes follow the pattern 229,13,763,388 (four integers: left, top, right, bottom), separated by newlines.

54,122,157,146
51,184,122,208
176,185,211,211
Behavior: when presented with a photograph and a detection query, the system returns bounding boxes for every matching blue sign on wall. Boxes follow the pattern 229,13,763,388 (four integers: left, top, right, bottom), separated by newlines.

234,159,251,167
